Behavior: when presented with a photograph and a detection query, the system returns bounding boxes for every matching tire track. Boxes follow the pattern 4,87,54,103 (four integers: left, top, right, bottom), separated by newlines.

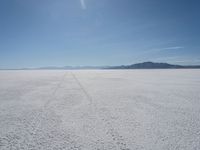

43,72,69,108
71,72,93,105
30,71,82,150
22,72,69,139
70,71,130,150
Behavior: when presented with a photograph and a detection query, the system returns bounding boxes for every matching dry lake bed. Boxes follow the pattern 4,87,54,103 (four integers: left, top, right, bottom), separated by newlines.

0,69,200,150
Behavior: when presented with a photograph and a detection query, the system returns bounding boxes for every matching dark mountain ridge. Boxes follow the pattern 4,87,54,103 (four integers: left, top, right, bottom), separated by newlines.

107,62,200,69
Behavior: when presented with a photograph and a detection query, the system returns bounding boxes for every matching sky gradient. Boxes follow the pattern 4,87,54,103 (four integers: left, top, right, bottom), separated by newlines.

0,0,200,68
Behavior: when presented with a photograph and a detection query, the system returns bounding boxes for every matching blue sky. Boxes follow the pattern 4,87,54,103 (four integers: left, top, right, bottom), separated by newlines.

0,0,200,68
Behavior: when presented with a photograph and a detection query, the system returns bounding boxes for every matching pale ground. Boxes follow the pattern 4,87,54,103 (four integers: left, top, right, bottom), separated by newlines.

0,70,200,150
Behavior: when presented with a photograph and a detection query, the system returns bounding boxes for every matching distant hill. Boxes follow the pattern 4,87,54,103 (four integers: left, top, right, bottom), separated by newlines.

107,62,200,69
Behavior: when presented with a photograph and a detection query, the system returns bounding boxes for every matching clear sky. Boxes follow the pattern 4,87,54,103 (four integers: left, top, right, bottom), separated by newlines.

0,0,200,68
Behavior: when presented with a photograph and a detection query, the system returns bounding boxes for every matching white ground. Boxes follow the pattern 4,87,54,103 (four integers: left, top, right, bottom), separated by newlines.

0,70,200,150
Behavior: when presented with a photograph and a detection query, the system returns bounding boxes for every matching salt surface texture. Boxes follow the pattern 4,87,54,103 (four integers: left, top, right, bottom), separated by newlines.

0,70,200,150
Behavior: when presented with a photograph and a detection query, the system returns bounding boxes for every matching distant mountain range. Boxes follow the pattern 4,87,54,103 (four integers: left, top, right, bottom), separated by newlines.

107,62,200,69
2,62,200,70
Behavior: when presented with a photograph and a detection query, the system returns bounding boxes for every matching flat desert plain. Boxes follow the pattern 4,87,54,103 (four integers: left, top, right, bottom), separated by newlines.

0,70,200,150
